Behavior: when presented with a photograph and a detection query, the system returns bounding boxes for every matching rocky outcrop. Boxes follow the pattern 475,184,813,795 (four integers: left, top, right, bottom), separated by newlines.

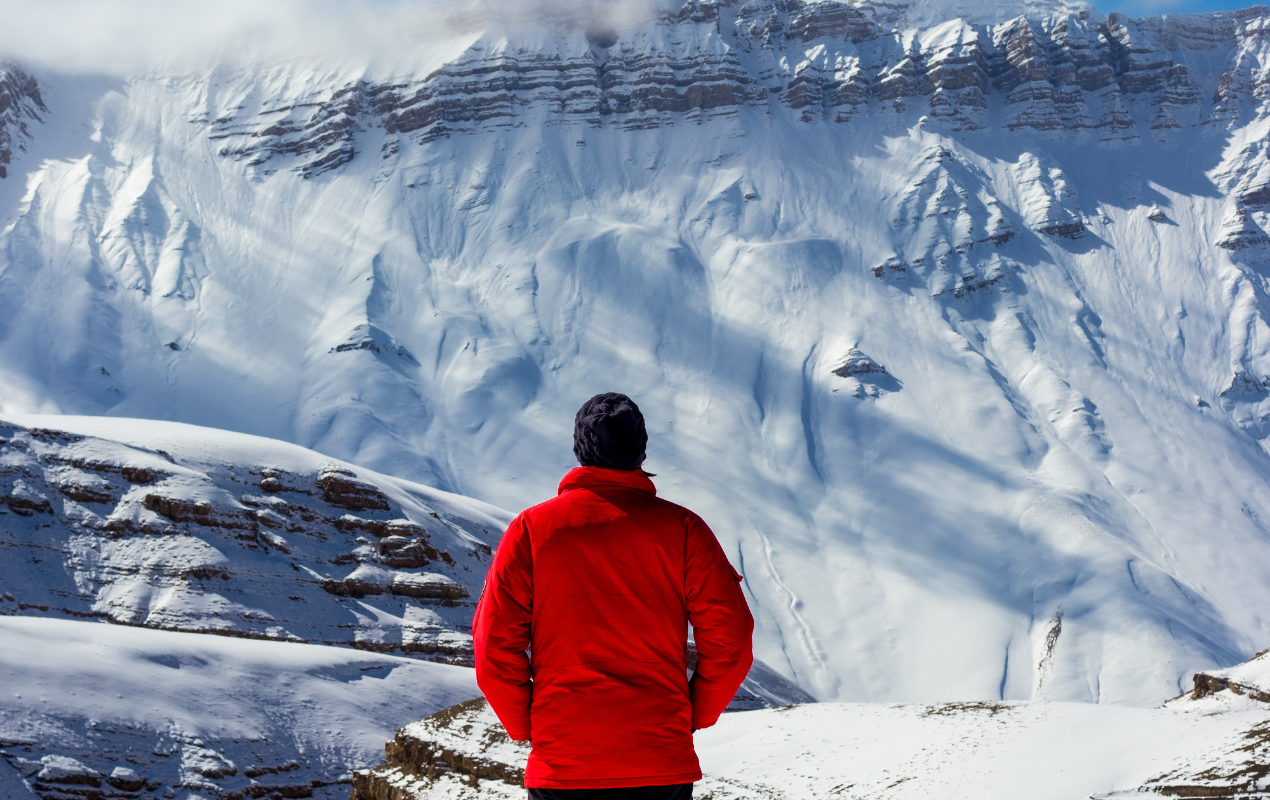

832,348,888,378
205,81,372,178
1189,646,1270,703
1216,206,1270,251
1191,671,1270,703
0,65,44,179
317,467,392,511
0,418,503,665
351,698,528,800
2,712,352,800
878,143,1021,299
830,349,900,398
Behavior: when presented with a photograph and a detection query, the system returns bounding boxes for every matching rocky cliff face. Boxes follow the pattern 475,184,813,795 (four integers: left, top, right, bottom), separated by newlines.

351,699,527,800
193,0,1270,299
203,1,1270,178
0,66,43,180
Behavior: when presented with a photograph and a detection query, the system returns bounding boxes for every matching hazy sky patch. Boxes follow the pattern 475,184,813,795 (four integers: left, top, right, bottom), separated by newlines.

0,0,668,75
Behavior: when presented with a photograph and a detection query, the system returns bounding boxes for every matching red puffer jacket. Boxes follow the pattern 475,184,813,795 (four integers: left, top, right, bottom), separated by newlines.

473,467,754,790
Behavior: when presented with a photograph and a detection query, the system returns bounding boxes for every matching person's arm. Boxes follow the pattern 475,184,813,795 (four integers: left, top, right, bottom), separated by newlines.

684,514,754,731
472,514,534,742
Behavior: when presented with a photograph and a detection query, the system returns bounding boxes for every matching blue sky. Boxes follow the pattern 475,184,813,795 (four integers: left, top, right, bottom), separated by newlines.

1101,0,1264,15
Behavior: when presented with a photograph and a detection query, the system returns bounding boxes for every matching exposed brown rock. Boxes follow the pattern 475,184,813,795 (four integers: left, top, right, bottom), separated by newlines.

351,698,525,800
1038,219,1087,238
143,495,257,531
1192,671,1270,703
57,483,114,504
6,495,53,515
318,468,391,511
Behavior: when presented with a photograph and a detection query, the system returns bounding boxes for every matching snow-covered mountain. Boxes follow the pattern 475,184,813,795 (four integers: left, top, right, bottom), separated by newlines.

4,0,1270,707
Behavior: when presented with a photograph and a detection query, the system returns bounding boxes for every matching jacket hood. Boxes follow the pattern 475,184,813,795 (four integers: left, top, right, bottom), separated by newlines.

557,466,657,497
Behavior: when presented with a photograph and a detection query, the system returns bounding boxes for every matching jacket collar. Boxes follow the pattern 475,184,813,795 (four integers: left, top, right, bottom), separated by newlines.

558,466,657,497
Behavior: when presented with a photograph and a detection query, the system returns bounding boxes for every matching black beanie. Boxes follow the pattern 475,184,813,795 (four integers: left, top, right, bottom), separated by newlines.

573,393,648,471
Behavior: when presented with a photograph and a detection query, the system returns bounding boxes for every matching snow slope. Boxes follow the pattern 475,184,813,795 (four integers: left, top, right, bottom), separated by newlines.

3,0,1270,705
0,615,481,800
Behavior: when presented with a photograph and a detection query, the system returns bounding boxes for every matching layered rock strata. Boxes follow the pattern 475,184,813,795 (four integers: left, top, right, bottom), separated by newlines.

202,2,1270,180
0,418,504,664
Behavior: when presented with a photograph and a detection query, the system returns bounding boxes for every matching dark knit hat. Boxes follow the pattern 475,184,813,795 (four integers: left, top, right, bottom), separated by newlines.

573,392,648,471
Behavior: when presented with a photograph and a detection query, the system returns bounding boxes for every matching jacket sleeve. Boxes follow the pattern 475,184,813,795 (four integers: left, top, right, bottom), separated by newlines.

472,513,534,742
684,514,754,731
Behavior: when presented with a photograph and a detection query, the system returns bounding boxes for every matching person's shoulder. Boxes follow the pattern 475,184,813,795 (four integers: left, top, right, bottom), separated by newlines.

515,490,584,523
648,495,708,528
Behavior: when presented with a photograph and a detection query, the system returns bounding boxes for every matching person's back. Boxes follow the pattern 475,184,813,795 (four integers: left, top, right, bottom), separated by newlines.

474,393,754,799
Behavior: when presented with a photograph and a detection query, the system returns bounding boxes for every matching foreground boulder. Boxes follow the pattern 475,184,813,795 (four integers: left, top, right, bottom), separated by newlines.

352,698,528,800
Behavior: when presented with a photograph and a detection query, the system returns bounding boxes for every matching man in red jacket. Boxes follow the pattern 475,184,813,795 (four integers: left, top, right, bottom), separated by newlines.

473,393,754,799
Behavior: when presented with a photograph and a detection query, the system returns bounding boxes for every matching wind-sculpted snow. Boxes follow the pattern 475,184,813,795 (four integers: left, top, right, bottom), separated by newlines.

6,0,1270,708
0,616,481,800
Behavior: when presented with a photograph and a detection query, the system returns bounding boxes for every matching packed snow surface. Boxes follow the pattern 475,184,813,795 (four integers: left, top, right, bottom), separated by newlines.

3,0,1270,706
0,616,481,799
694,697,1269,800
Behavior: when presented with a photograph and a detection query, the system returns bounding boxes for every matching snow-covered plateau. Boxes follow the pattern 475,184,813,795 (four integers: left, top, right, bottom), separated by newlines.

7,0,1270,786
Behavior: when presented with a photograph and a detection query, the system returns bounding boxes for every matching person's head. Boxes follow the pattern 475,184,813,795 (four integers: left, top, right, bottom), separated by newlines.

573,392,647,471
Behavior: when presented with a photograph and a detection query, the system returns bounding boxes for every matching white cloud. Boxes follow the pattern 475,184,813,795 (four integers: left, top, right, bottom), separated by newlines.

0,0,670,75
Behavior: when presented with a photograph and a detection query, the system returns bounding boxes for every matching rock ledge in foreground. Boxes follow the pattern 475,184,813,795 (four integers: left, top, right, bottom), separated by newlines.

351,697,528,800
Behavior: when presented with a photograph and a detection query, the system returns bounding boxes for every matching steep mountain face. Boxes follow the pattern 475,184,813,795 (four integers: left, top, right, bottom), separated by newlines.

4,0,1270,706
